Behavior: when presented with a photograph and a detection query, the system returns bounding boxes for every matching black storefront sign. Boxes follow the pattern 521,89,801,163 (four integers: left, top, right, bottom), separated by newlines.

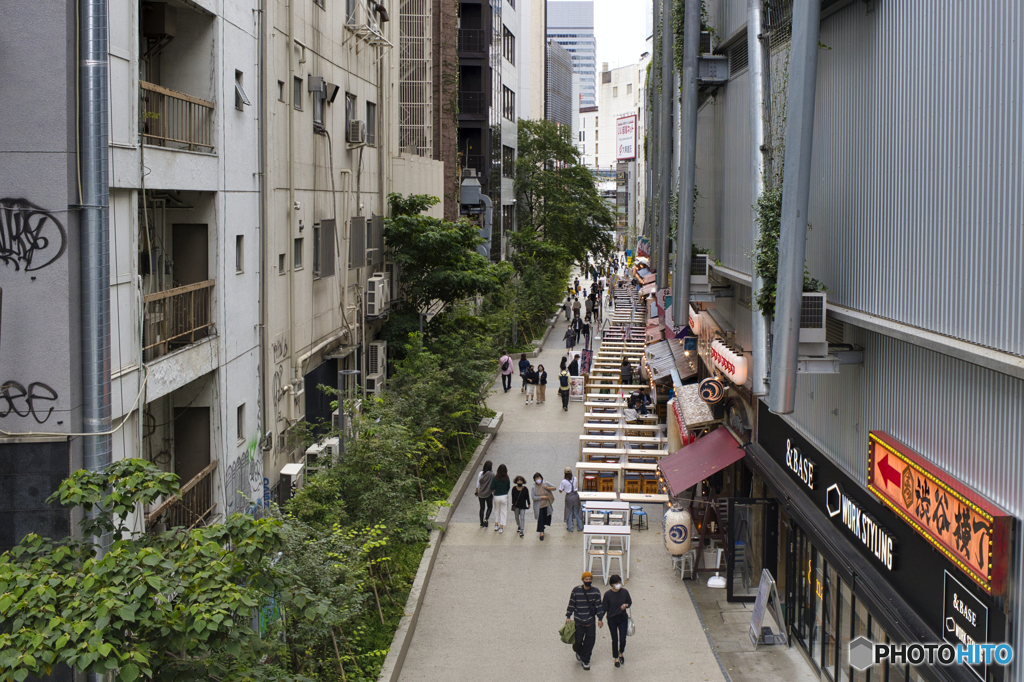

756,403,1007,680
944,571,988,682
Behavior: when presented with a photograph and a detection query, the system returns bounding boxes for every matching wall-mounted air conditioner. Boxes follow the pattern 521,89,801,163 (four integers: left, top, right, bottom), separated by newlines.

348,119,367,145
368,340,387,376
365,372,386,394
321,437,340,459
798,292,828,357
366,274,389,316
691,254,710,287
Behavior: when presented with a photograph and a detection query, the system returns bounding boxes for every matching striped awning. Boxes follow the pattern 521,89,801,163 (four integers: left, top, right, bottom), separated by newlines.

644,340,675,381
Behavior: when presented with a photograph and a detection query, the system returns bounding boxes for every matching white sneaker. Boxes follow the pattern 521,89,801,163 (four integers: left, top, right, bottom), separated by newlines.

494,523,499,531
499,527,504,534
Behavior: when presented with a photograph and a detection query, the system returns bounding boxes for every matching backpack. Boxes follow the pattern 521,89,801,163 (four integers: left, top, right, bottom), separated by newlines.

501,358,510,371
559,371,570,389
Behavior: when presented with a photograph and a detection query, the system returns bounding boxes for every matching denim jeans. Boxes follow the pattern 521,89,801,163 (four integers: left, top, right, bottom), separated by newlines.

609,615,628,658
514,507,528,533
565,492,584,531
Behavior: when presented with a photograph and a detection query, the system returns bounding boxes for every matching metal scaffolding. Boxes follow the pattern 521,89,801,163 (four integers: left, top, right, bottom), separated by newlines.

399,0,432,156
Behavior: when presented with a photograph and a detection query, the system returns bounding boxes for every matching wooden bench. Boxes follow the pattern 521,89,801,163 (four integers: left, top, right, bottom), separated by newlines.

581,448,628,462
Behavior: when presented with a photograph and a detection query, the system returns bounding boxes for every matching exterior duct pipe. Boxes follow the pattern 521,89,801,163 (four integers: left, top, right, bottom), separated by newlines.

747,0,770,396
80,0,112,490
768,0,822,414
656,0,673,289
672,0,700,328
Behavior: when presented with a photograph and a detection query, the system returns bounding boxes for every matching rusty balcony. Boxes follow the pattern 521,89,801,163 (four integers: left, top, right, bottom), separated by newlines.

145,461,218,533
143,280,215,362
140,80,215,153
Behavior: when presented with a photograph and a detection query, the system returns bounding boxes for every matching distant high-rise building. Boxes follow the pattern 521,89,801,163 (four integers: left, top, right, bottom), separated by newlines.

547,1,597,108
545,39,573,127
519,0,547,121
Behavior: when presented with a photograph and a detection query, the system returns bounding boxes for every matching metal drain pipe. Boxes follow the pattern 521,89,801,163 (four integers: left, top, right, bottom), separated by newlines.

79,0,112,493
768,0,822,414
672,0,699,327
656,0,673,289
747,0,770,396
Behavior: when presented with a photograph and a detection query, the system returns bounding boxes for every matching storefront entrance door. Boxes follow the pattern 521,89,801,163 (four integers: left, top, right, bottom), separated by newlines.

726,498,779,602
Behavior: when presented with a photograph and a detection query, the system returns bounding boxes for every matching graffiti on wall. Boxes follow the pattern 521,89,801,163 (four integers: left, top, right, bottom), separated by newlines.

0,198,68,271
0,380,58,423
223,448,264,516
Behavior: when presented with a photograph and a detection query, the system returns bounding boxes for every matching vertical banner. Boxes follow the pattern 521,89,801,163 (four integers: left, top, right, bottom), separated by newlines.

581,349,594,375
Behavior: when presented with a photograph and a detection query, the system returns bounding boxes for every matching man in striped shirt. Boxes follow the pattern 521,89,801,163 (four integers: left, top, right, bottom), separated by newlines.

566,571,605,670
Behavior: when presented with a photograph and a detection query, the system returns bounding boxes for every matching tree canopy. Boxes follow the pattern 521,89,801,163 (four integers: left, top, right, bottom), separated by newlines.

514,119,615,267
383,194,513,313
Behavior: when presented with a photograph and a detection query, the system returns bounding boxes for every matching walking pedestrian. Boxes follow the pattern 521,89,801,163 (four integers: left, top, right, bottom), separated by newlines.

571,316,582,345
499,349,513,392
475,461,494,528
572,297,582,317
563,325,575,352
558,366,571,411
585,296,594,320
563,297,571,321
558,467,584,532
569,354,580,377
490,464,511,533
525,365,538,404
566,572,605,670
574,276,580,294
537,365,547,404
581,319,591,350
532,473,556,540
602,576,633,667
518,353,530,392
620,357,634,385
511,475,531,537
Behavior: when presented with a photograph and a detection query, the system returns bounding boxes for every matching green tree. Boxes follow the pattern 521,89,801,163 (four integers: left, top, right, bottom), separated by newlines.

515,119,615,266
0,459,329,682
383,194,513,314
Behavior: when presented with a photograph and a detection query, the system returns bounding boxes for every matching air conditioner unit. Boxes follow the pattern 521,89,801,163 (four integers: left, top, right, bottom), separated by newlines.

691,254,710,286
279,462,305,501
366,274,389,316
365,372,386,394
321,437,341,459
368,339,388,376
799,292,828,357
348,119,367,144
304,442,324,461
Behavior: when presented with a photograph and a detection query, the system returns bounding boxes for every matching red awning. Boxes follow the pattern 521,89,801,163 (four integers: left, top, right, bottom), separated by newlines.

657,428,745,497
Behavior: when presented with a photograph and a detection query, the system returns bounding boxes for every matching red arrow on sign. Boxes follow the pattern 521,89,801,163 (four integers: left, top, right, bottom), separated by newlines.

878,453,902,488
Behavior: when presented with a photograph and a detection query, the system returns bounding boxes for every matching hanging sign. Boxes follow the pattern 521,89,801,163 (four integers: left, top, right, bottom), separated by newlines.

943,570,989,682
867,431,1012,595
688,305,701,334
710,339,748,385
699,377,724,404
616,114,637,160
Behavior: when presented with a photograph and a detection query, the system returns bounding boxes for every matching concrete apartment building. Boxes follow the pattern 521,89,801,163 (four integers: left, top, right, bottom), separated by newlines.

641,1,1024,680
0,0,455,547
547,0,597,108
518,0,547,122
545,38,573,127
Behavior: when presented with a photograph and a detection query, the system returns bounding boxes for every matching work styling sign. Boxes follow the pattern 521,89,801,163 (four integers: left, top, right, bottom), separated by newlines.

867,432,1012,595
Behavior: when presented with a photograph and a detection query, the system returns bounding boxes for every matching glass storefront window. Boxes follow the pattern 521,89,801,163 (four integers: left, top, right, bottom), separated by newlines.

852,599,870,682
796,531,813,648
838,581,853,682
824,564,838,679
870,620,889,682
907,667,927,682
811,549,824,665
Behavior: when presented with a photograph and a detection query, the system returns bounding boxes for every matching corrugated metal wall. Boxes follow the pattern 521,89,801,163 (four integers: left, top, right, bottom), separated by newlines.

717,69,754,273
695,99,721,255
807,1,1024,357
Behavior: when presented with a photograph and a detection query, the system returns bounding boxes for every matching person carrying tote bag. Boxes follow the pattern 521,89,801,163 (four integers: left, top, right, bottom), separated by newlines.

531,473,556,540
558,467,584,532
601,575,633,668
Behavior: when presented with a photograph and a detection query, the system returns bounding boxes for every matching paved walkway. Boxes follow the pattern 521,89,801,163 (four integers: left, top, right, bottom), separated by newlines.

398,274,728,682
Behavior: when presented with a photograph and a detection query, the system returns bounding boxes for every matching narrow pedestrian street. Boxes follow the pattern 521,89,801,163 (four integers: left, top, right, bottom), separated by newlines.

397,273,726,681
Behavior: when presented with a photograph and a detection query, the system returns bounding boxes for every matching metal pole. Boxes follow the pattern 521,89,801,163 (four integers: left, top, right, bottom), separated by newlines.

768,0,822,414
672,0,699,327
747,0,770,396
649,0,660,249
80,0,112,508
657,0,673,289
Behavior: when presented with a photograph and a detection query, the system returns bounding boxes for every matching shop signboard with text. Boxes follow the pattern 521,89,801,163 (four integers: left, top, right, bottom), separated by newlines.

867,431,1012,595
616,115,637,160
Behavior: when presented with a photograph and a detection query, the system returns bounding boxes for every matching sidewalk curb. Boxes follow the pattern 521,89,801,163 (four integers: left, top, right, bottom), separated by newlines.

377,420,500,682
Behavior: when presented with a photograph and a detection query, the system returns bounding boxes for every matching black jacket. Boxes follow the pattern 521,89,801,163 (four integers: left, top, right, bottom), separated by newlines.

539,370,548,385
567,585,606,625
511,485,531,509
568,359,580,376
602,588,632,622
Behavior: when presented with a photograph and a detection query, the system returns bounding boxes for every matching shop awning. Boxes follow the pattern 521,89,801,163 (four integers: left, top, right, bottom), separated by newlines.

640,282,657,295
644,341,675,381
673,382,714,425
668,342,699,383
658,428,745,497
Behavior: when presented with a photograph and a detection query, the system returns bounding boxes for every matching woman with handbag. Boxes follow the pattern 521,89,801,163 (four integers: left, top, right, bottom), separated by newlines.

558,365,571,411
490,464,511,533
536,364,548,404
601,575,633,667
531,472,556,541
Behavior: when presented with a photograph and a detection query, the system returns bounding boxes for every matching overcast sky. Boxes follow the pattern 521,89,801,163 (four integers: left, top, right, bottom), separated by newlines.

593,0,651,71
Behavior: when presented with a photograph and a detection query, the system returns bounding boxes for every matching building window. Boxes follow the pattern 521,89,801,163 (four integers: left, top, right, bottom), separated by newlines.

366,101,377,146
278,253,286,274
314,0,324,7
595,143,598,154
612,86,618,97
502,26,515,65
235,70,250,111
595,116,598,126
293,76,303,110
313,219,336,278
313,223,322,275
502,145,515,178
627,83,632,94
595,130,598,140
237,404,245,443
313,81,325,126
502,85,515,121
345,93,357,140
345,0,357,22
278,80,285,102
235,235,244,273
294,237,304,269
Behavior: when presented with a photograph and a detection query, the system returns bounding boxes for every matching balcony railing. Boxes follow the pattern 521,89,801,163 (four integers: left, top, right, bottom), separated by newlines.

140,80,215,153
458,28,486,53
145,461,218,533
459,91,487,115
143,279,215,362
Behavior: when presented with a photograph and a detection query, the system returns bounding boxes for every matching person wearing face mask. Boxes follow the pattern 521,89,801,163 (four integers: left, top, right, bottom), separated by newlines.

531,472,556,540
601,575,633,668
566,571,605,671
510,475,531,537
558,467,584,532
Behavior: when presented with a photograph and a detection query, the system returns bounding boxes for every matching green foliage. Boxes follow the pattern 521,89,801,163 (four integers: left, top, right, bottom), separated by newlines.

383,193,513,313
515,119,615,267
672,0,715,74
0,459,329,682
